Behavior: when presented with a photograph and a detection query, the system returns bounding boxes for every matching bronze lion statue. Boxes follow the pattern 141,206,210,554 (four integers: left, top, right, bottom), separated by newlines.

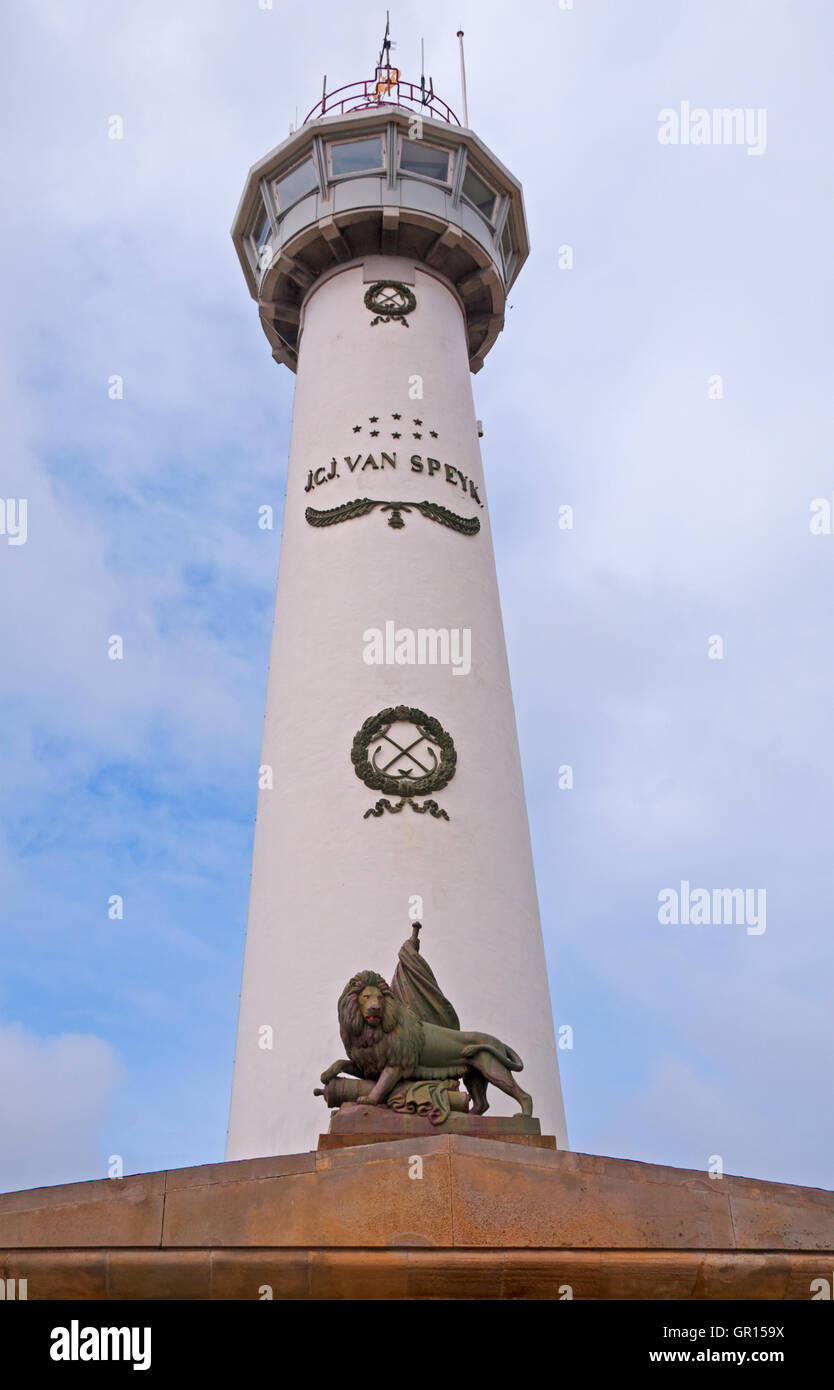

319,968,532,1116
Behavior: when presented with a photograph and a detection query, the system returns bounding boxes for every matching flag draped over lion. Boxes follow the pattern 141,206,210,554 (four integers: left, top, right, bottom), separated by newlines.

316,926,532,1120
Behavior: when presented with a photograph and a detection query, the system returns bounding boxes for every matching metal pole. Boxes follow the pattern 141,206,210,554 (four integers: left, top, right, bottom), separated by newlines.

456,29,469,127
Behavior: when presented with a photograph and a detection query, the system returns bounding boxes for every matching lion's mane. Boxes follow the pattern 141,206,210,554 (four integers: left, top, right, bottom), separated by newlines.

338,970,424,1079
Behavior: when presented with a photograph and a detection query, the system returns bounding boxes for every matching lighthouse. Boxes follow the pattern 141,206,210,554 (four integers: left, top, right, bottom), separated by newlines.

226,28,568,1157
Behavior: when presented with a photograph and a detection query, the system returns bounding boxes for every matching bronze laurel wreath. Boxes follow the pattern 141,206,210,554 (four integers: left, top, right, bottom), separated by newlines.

351,706,457,820
363,280,417,327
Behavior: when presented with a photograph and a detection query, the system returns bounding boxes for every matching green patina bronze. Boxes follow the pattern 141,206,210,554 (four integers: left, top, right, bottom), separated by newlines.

305,496,480,534
313,924,533,1124
351,705,456,819
364,280,417,326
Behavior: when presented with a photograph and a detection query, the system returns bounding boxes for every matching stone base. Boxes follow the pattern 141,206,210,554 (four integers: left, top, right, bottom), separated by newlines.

1,1139,832,1299
318,1104,555,1150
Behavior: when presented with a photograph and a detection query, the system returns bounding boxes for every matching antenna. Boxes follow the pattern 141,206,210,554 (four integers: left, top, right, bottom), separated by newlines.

419,36,429,107
456,29,469,127
377,10,391,69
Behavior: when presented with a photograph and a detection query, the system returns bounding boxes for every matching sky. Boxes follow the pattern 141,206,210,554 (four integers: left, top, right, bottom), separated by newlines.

0,0,832,1194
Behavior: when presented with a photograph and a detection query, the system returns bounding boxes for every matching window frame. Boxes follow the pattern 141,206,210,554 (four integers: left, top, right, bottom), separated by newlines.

270,154,319,217
460,158,500,226
325,133,386,182
247,199,272,270
500,217,517,279
396,133,454,188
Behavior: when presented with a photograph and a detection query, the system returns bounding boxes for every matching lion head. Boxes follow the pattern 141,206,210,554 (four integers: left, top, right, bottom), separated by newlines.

338,970,424,1078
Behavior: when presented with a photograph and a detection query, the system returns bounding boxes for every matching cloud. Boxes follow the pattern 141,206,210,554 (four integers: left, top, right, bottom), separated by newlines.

589,1050,833,1193
0,1024,126,1192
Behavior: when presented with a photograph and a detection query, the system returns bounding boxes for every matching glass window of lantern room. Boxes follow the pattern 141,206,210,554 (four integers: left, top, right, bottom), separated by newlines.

247,202,271,270
272,156,318,214
328,136,385,178
252,204,270,251
398,137,451,183
501,218,514,270
461,163,498,223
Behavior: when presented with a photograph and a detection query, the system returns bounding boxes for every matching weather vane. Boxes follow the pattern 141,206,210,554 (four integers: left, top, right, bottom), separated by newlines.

306,15,459,123
374,11,399,99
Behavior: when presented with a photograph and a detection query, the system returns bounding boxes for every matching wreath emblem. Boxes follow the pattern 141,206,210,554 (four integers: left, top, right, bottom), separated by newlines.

351,705,456,820
364,281,417,327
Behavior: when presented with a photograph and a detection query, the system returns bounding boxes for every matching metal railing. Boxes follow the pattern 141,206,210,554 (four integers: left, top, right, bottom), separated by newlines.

304,77,460,126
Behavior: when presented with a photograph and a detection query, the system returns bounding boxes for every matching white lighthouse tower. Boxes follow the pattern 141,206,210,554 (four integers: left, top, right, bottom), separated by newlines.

226,28,568,1157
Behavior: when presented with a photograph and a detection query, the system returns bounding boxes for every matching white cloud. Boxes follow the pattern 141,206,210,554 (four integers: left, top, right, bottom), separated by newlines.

0,1024,126,1192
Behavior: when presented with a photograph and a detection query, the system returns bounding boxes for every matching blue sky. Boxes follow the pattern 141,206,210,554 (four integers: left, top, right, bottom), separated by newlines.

1,0,832,1192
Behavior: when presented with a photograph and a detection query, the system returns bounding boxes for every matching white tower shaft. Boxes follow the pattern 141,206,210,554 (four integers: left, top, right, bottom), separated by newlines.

226,255,567,1157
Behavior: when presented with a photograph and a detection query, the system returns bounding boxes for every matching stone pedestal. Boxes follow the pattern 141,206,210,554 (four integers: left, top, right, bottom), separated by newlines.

1,1140,832,1300
318,1103,555,1150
